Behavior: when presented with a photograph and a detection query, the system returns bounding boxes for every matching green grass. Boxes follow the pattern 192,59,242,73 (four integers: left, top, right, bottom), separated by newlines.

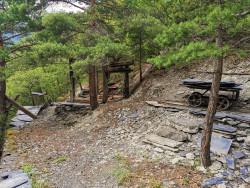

56,157,66,162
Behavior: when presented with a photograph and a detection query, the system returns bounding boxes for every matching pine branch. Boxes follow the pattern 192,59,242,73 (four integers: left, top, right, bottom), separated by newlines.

235,10,250,17
3,32,26,42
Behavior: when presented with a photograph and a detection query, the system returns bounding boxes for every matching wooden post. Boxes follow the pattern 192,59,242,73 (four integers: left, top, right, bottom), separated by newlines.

124,65,129,98
69,58,75,102
5,96,38,119
102,66,109,103
96,68,99,94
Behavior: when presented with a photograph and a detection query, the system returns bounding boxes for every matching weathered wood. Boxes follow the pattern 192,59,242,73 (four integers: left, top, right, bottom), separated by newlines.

7,95,20,111
107,67,132,73
102,66,109,103
124,66,129,98
109,61,134,67
6,96,38,119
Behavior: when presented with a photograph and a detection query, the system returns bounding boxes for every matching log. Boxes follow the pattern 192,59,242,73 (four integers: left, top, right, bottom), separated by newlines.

7,95,19,111
5,95,38,119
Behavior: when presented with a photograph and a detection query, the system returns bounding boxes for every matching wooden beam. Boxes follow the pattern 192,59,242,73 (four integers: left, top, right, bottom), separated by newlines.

5,95,38,119
109,61,134,67
7,95,19,112
107,67,132,73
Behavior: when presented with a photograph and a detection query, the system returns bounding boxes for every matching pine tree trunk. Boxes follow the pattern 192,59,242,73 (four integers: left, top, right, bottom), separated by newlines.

0,34,7,159
89,64,98,109
201,24,223,167
139,33,142,83
89,0,98,110
69,58,75,102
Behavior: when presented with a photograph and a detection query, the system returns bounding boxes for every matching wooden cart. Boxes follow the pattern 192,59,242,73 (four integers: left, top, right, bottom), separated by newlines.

180,79,243,110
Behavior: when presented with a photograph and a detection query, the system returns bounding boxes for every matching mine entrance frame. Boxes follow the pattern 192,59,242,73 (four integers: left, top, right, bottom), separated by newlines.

102,60,134,103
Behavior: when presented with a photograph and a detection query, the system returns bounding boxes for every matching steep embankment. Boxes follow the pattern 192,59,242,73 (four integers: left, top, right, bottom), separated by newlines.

131,57,250,111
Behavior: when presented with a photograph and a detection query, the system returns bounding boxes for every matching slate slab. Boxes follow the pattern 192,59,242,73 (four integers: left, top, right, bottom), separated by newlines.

17,115,33,122
240,169,247,176
233,151,245,159
145,134,184,148
129,109,143,119
17,106,41,116
156,127,188,142
226,155,235,170
189,110,250,123
9,121,26,128
213,124,236,133
202,177,225,186
221,171,230,176
0,176,28,188
168,118,200,133
0,170,24,179
198,135,232,155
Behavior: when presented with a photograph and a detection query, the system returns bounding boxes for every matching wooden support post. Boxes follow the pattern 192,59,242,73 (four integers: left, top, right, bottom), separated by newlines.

5,96,38,119
236,90,240,101
124,66,129,98
96,68,99,94
102,66,109,103
69,58,75,102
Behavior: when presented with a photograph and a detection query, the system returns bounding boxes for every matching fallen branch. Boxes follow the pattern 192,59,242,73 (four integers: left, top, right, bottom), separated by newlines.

5,95,38,119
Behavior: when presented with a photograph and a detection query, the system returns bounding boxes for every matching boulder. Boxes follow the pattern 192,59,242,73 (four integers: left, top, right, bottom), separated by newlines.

167,118,200,134
156,127,188,142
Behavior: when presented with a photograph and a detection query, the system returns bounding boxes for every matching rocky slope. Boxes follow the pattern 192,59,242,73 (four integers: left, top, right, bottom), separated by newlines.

0,57,249,188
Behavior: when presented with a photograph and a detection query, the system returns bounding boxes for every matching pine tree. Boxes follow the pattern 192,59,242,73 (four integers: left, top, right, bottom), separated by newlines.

0,0,44,158
151,0,249,167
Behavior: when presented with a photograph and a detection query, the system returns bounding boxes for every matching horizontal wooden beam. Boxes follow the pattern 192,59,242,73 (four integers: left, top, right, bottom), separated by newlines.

6,95,38,119
107,67,132,73
109,61,134,67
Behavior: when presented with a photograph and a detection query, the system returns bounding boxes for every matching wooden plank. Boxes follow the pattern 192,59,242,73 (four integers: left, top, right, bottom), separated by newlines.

5,96,38,119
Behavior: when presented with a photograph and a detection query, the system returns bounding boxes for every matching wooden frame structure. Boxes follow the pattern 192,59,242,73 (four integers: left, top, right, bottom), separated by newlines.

102,60,133,103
